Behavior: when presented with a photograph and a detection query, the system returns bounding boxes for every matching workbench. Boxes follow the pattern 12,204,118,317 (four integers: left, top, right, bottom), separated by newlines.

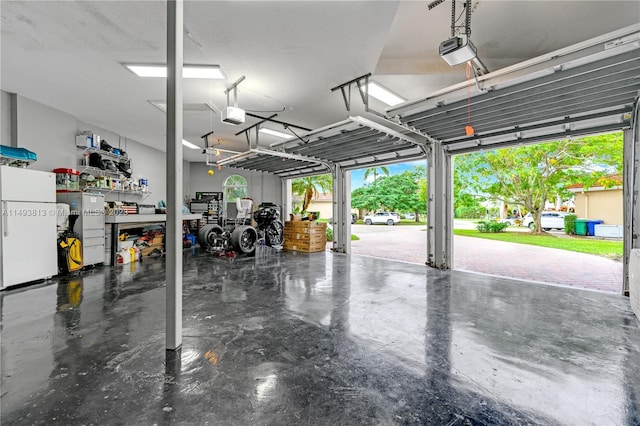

105,213,203,265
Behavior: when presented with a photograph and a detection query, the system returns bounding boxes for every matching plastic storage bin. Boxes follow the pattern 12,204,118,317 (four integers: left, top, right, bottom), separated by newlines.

574,219,588,236
53,168,80,192
0,145,37,166
586,220,604,236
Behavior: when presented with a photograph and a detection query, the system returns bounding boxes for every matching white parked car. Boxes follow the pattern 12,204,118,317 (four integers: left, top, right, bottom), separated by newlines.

363,212,401,226
522,212,569,230
500,215,522,226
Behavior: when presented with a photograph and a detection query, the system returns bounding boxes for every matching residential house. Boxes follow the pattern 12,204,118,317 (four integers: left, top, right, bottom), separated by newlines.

566,176,623,225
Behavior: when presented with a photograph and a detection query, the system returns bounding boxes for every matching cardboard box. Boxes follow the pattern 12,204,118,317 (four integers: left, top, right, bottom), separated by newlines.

283,238,326,253
284,221,326,228
283,230,326,242
284,221,327,235
283,221,327,252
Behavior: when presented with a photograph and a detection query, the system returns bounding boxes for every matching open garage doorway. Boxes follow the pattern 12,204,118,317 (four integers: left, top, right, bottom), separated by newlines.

451,132,624,294
348,162,429,262
283,130,627,296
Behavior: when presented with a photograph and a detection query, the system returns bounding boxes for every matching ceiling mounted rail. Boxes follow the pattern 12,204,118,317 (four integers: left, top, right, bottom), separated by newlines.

224,75,245,107
330,73,371,112
234,112,312,149
245,112,312,132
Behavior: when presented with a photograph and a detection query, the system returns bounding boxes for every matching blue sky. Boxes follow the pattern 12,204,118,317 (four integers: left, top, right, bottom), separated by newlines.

350,160,425,189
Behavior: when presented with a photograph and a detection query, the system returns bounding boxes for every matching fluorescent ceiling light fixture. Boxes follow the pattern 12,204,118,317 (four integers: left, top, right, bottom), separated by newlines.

125,64,225,79
259,128,292,139
182,140,200,150
362,81,406,106
148,100,220,114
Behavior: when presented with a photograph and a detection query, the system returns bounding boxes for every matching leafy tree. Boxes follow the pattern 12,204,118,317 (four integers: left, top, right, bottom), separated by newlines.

363,166,389,186
454,133,622,233
351,186,379,213
351,167,427,219
453,160,486,218
291,174,332,212
411,166,427,221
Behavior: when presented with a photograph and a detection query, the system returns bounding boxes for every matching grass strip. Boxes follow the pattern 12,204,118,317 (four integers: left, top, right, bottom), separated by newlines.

454,229,623,260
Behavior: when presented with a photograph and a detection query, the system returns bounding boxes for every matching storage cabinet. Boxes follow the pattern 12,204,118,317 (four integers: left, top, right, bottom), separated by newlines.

56,192,106,266
190,192,223,225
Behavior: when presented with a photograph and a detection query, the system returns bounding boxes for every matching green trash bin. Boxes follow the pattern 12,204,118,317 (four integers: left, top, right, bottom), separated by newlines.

575,219,588,236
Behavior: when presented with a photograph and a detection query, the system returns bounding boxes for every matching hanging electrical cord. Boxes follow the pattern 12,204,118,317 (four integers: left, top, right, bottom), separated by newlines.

465,61,474,136
453,3,466,26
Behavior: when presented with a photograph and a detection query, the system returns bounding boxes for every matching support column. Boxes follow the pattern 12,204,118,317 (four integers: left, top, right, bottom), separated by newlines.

166,0,183,351
624,115,640,296
332,165,350,253
282,178,291,220
10,93,18,147
426,143,453,269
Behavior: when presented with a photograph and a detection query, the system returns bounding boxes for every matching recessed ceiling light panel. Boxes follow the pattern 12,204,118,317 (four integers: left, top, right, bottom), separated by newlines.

124,64,225,79
363,81,406,106
148,100,220,114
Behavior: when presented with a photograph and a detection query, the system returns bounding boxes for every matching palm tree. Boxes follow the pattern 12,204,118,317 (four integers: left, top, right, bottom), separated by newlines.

363,166,389,185
291,174,332,212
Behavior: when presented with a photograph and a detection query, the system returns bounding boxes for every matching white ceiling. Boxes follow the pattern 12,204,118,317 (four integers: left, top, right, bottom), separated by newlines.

2,1,639,162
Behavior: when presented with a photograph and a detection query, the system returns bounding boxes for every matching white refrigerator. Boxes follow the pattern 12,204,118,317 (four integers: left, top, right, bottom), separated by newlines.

0,166,58,290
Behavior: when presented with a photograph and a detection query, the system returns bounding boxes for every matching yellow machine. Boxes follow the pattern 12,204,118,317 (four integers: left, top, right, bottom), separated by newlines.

58,233,83,274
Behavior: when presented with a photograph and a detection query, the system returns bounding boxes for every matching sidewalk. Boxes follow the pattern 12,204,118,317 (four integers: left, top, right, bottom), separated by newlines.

349,225,623,294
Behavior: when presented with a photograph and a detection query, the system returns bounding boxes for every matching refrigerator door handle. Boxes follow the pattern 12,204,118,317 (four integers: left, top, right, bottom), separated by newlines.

2,201,8,237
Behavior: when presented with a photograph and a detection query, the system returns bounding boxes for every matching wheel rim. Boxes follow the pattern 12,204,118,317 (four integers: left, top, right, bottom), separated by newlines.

365,220,371,225
238,228,257,252
387,220,393,225
198,224,224,249
266,221,284,246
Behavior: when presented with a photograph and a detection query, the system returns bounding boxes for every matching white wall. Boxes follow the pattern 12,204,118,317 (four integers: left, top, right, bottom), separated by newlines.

16,95,77,173
6,93,192,207
189,162,282,211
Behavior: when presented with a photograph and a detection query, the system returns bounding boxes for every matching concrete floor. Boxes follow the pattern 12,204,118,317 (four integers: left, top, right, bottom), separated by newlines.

1,249,639,425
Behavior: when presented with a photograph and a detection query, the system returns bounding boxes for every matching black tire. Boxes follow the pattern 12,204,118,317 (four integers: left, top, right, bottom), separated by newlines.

387,219,394,226
231,225,257,255
543,228,550,231
528,222,535,230
365,219,372,225
265,220,284,246
197,224,224,249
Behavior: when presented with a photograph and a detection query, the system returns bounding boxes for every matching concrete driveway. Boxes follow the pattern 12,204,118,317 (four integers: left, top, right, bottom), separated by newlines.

348,223,623,294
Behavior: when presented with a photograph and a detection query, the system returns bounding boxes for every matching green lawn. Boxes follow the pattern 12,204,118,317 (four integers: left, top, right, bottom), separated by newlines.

454,229,623,260
398,220,427,226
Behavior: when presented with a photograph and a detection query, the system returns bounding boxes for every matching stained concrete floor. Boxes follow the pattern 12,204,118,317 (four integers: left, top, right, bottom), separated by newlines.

1,248,639,425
